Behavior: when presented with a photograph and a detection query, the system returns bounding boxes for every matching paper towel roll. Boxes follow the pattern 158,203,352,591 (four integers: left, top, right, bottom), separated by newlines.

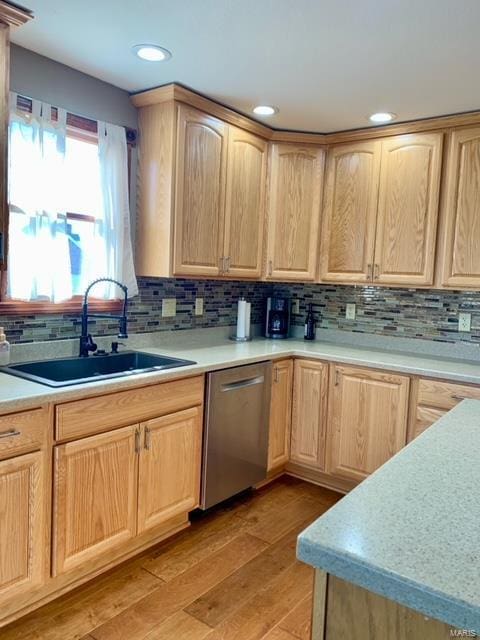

245,302,251,339
236,299,247,338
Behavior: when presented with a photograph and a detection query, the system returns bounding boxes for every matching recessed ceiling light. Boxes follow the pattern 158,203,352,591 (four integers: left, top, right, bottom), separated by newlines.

253,105,278,116
369,112,397,124
132,44,172,62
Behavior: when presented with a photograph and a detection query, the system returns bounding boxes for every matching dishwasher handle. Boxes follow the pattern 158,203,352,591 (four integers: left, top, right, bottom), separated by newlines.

220,375,265,392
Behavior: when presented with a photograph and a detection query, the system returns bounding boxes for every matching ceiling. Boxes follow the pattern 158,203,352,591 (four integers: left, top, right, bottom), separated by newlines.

10,0,480,133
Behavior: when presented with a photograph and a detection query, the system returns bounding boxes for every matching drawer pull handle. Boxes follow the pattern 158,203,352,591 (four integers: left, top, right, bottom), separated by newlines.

451,394,468,401
0,429,21,439
144,426,151,450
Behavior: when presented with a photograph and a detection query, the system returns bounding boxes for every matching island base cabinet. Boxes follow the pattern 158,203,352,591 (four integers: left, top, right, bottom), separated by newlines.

138,407,202,533
327,365,409,483
0,451,47,604
313,570,453,639
52,425,138,576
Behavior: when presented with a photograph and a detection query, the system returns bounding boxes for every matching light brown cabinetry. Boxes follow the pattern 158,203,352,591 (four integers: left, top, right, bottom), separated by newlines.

320,133,442,286
409,377,480,440
290,359,329,470
374,134,442,285
53,425,138,576
319,140,381,282
0,405,50,614
267,359,293,471
440,126,480,287
53,377,204,576
265,143,325,281
138,407,202,533
174,105,227,276
223,126,267,278
327,365,409,483
136,102,267,279
0,451,47,602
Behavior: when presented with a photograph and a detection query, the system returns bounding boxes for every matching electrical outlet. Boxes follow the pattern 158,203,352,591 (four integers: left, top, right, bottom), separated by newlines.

292,300,300,315
195,297,204,316
458,312,471,332
162,298,176,318
346,303,356,320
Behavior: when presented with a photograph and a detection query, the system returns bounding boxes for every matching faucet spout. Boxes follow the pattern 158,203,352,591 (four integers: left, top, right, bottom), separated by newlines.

79,278,129,357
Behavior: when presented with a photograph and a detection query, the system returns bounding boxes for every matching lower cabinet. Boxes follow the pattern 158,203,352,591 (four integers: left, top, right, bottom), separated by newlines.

290,359,329,470
0,451,47,601
267,359,294,471
53,425,138,576
53,407,202,576
137,407,202,533
327,365,410,483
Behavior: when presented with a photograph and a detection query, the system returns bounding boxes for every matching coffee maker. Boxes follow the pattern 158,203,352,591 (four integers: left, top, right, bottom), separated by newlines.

264,297,290,339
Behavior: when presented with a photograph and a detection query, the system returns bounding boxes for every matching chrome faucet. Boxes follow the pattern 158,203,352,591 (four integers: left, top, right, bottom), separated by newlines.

79,278,128,357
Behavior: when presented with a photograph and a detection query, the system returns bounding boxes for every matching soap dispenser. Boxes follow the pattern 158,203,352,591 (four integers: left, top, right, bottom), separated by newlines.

0,328,10,366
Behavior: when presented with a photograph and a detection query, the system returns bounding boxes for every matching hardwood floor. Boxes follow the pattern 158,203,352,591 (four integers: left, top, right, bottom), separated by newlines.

2,476,341,640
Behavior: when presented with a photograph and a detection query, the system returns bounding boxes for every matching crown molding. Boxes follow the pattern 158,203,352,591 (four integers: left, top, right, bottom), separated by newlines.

0,1,32,27
132,82,480,145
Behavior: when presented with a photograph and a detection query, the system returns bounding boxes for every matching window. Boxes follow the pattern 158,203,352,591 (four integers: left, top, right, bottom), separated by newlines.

1,94,138,314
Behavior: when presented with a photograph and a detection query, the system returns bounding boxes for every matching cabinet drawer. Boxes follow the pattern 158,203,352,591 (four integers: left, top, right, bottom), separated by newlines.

417,378,480,410
0,408,49,459
55,376,204,441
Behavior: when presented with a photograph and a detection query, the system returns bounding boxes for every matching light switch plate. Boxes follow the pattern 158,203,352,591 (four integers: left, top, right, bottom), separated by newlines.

458,312,471,332
195,297,204,316
292,300,300,315
346,303,356,320
162,298,176,318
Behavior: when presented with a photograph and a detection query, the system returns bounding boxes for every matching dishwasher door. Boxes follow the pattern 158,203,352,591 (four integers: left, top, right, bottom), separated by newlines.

201,362,272,509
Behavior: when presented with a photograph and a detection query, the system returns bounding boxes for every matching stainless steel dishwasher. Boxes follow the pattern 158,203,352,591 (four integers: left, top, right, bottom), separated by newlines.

200,362,272,509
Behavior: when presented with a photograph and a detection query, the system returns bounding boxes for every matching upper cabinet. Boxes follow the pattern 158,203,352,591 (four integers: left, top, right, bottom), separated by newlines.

440,127,480,287
265,143,325,281
319,133,443,286
223,126,267,278
136,102,267,279
319,141,381,282
174,106,227,277
374,134,443,285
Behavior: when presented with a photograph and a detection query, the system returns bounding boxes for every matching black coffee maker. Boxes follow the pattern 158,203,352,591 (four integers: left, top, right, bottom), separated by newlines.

264,297,290,339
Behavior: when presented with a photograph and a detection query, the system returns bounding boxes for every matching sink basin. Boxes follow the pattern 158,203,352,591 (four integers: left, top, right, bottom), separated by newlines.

0,351,197,387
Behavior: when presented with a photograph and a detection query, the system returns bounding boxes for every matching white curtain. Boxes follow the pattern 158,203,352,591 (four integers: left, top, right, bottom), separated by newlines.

8,93,72,302
7,94,138,302
97,121,138,298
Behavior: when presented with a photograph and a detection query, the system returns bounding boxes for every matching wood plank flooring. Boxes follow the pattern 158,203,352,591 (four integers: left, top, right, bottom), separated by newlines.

2,476,341,640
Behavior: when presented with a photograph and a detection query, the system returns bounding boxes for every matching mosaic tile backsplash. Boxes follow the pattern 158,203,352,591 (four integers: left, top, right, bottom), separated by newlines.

2,277,480,345
1,278,272,344
274,283,480,344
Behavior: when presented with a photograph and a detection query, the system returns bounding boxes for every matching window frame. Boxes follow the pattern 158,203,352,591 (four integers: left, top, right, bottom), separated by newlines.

0,98,135,315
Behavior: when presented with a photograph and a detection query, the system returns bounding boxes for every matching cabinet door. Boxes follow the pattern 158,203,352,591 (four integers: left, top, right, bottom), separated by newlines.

223,126,267,278
265,143,325,281
441,127,480,287
174,105,227,276
137,407,202,534
373,133,443,285
0,451,46,603
290,359,329,470
328,365,409,483
319,141,381,282
267,359,293,471
53,425,138,576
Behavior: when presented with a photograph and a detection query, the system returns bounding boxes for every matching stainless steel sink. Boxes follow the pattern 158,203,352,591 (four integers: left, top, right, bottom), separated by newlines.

0,351,197,387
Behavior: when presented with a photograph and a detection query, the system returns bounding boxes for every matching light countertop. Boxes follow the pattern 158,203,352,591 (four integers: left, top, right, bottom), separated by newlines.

2,331,480,412
297,399,480,632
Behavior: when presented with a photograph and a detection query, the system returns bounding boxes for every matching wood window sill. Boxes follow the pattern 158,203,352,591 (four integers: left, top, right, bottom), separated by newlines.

0,298,123,316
